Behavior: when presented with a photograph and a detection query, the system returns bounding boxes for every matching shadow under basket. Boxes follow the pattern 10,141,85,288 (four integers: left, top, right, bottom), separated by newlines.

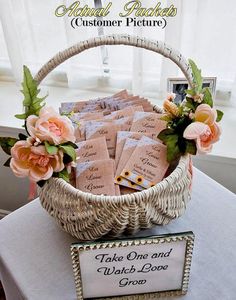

35,34,194,241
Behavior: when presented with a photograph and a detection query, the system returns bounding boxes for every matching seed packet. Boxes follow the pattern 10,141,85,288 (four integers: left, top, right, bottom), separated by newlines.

114,138,144,191
87,118,130,128
108,96,141,110
100,90,129,109
100,97,123,111
69,112,104,123
74,120,86,142
79,104,103,113
76,137,109,163
115,138,139,177
85,121,121,158
60,100,96,114
130,111,166,134
113,117,133,131
60,103,77,114
76,159,116,196
115,131,153,167
106,105,144,120
115,184,121,196
120,136,169,188
120,186,137,195
117,98,153,112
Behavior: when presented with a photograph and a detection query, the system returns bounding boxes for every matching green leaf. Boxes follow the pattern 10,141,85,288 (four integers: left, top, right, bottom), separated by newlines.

185,89,195,96
216,109,224,122
0,137,18,155
15,65,47,122
157,129,175,143
61,141,78,149
44,141,58,155
185,97,198,111
166,135,181,163
57,169,70,182
158,130,181,162
15,113,27,120
189,59,203,93
160,115,173,122
59,145,76,162
3,157,11,167
185,101,196,111
186,140,197,155
202,87,213,108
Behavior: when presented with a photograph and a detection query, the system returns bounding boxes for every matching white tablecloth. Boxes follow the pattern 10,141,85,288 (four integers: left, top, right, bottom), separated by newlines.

0,168,236,300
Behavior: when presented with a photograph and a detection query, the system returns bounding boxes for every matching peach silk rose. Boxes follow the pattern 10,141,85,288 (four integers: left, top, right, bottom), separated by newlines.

10,140,64,181
26,107,75,145
184,104,221,154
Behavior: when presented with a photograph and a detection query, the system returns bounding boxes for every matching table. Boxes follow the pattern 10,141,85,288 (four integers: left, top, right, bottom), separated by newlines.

0,168,236,300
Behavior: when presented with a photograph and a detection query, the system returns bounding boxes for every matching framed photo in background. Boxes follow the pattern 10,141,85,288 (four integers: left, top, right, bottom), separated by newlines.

167,77,217,104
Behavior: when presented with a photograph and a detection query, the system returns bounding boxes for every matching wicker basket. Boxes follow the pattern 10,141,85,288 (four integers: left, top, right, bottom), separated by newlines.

37,34,193,241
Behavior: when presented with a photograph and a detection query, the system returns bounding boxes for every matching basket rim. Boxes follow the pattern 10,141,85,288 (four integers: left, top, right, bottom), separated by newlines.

40,155,190,203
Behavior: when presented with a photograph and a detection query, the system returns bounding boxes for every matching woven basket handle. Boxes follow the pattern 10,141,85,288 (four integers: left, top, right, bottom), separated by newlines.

34,34,193,87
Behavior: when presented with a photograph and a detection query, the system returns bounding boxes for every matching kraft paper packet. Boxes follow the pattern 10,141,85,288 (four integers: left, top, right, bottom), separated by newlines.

60,90,125,113
79,104,104,113
121,136,169,188
74,118,112,142
60,99,101,114
100,90,129,108
74,114,110,142
120,186,137,195
70,136,109,186
115,184,121,196
85,121,121,158
115,138,144,191
117,98,153,112
74,124,85,142
71,112,105,142
108,96,141,110
114,117,133,131
76,137,109,163
113,89,129,98
111,159,121,196
100,97,125,111
76,159,116,196
115,131,153,167
99,90,129,109
73,119,87,142
106,105,144,120
60,90,140,114
70,111,104,123
130,111,167,134
90,117,132,131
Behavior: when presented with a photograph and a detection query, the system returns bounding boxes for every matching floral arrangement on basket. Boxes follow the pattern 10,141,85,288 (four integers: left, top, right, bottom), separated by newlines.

0,66,78,188
0,60,223,187
158,60,223,162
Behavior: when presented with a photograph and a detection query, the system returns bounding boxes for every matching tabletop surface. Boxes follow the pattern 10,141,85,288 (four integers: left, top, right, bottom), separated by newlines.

0,168,236,300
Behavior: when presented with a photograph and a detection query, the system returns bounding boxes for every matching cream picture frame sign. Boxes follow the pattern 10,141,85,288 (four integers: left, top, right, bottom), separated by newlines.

71,231,194,299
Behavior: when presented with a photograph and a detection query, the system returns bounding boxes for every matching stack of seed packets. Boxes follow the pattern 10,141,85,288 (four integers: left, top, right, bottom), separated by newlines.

60,90,169,196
